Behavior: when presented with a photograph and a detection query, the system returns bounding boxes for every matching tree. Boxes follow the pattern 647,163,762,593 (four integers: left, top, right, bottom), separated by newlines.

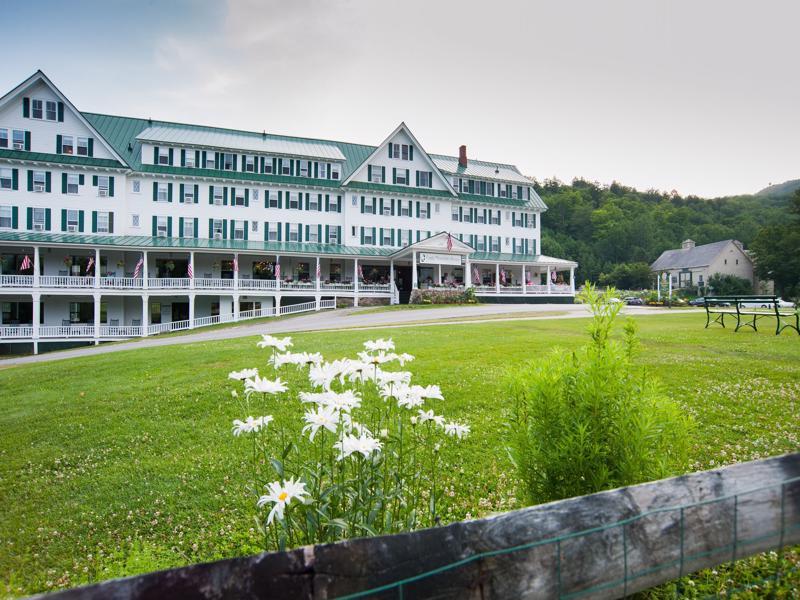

598,262,653,290
750,191,800,298
706,273,754,295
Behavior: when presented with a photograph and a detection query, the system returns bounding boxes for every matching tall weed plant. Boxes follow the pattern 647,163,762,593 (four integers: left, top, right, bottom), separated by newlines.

507,284,693,504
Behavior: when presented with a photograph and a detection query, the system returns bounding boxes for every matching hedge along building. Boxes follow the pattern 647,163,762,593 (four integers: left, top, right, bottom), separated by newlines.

0,71,577,353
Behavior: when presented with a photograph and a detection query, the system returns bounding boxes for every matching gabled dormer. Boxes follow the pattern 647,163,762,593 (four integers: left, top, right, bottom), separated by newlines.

0,70,127,165
343,123,457,196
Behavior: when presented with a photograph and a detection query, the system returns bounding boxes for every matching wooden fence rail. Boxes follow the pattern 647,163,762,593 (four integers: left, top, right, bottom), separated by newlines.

32,453,800,599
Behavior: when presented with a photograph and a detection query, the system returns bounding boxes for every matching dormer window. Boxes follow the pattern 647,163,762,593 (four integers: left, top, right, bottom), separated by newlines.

185,152,195,168
77,137,89,157
417,171,431,187
158,150,170,165
32,99,43,120
281,160,291,176
331,164,340,180
31,99,57,121
389,143,413,161
299,160,310,177
222,153,235,170
264,157,274,174
369,165,384,184
244,155,255,172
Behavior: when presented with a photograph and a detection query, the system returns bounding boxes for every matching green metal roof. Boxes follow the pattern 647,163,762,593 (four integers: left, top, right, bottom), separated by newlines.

0,149,125,170
455,192,528,208
470,252,577,266
140,164,342,189
343,181,454,199
0,230,393,257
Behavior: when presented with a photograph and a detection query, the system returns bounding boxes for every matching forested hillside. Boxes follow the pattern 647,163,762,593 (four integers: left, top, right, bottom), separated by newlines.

536,178,791,284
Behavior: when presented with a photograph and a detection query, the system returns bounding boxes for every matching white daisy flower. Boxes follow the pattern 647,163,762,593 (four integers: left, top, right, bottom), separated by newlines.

256,477,309,524
228,368,259,381
375,370,412,387
257,335,293,352
418,409,445,426
363,338,395,352
244,376,288,395
232,415,274,436
334,432,382,460
444,421,470,439
302,406,339,441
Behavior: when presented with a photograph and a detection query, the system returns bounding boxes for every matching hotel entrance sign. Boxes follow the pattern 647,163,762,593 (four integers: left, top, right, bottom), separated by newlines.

418,252,463,266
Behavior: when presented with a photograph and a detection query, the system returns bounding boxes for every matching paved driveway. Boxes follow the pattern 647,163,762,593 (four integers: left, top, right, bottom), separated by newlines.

0,303,685,367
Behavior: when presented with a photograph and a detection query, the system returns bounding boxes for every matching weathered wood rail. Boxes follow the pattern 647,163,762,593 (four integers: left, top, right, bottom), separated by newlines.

33,453,800,599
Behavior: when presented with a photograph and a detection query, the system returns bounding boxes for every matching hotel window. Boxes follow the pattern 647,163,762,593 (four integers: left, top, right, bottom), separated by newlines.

513,213,523,227
476,210,486,224
527,214,535,228
96,212,110,233
267,223,279,241
381,200,392,216
328,227,339,244
234,189,246,206
382,229,392,246
183,185,194,203
363,227,375,245
252,188,259,201
77,137,89,156
184,151,195,168
157,183,168,202
390,143,413,160
288,193,300,210
463,209,473,223
452,207,459,222
97,176,109,197
0,206,11,228
395,169,408,185
0,168,12,189
490,211,501,225
0,129,7,148
156,216,168,237
307,227,319,243
32,99,43,119
370,165,384,184
299,160,310,177
31,207,45,230
45,101,57,121
288,223,300,242
213,186,224,205
183,219,195,238
32,171,46,192
158,149,170,165
222,153,235,170
281,160,291,176
212,219,224,238
244,155,255,172
490,237,501,252
419,203,429,219
418,171,431,187
66,209,79,232
251,221,258,233
12,129,25,150
233,221,245,240
363,197,376,214
205,153,215,169
498,185,507,198
132,180,141,193
268,191,279,208
308,195,319,211
399,201,410,217
486,182,494,196
67,174,79,195
264,157,274,174
131,214,140,227
475,237,486,252
330,164,340,180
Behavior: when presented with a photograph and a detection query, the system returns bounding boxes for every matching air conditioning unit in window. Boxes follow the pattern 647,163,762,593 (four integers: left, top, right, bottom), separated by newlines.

33,223,44,231
98,189,108,197
13,142,24,150
33,184,44,192
67,225,77,232
158,231,167,238
214,233,222,240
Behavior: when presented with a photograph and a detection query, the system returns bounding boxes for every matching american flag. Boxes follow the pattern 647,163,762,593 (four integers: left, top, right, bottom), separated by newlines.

275,263,281,280
315,261,321,279
472,266,480,285
187,263,194,278
86,257,95,273
357,264,364,280
525,269,532,285
551,269,557,283
233,257,239,272
446,233,453,252
20,255,32,271
133,257,144,279
500,269,506,284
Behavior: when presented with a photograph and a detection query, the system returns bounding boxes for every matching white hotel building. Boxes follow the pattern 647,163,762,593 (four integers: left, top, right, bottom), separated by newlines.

0,71,577,354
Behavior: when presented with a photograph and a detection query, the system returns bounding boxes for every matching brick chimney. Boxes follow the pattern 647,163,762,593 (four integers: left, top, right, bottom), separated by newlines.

681,239,695,250
458,145,467,167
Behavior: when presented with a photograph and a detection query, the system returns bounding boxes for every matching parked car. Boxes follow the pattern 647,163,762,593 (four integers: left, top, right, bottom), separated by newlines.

688,297,706,306
624,297,644,305
738,298,796,309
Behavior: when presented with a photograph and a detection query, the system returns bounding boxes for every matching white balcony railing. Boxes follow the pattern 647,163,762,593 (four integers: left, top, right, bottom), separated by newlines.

0,325,33,338
39,325,95,337
192,313,236,328
98,325,143,337
238,279,278,291
40,275,94,288
278,281,317,291
0,274,34,287
194,278,234,290
239,307,277,320
147,319,191,335
321,282,354,292
147,277,191,289
359,284,392,295
101,277,143,289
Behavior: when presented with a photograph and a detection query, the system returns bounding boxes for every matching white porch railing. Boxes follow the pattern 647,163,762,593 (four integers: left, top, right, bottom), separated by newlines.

40,275,94,288
238,279,278,291
148,319,192,335
194,278,234,290
101,277,143,289
0,325,33,338
0,274,34,287
192,313,236,328
147,277,191,289
39,325,95,338
359,284,391,294
239,307,277,319
98,325,143,337
321,282,354,292
279,281,317,291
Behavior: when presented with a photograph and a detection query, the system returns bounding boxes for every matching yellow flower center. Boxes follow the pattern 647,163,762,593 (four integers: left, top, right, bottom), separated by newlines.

278,491,288,502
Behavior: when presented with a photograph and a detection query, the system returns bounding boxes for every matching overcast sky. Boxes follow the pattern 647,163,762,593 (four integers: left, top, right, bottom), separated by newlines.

2,0,798,197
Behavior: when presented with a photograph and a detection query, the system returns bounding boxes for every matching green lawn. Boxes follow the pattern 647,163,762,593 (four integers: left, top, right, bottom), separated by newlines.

1,313,798,597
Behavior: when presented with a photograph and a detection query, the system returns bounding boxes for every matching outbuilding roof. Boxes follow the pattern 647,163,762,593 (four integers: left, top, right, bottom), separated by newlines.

650,240,736,271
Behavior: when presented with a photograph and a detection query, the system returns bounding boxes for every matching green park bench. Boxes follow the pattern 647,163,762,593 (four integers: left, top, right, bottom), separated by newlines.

704,295,799,335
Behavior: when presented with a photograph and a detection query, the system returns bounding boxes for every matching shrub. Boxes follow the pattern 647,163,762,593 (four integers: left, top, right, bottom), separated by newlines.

707,273,754,296
409,288,477,305
506,284,692,505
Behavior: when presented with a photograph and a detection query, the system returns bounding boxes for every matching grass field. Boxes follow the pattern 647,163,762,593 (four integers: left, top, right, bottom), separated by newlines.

0,313,798,597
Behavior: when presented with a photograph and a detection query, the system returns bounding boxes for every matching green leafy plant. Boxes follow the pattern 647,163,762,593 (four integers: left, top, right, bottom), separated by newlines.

506,283,693,504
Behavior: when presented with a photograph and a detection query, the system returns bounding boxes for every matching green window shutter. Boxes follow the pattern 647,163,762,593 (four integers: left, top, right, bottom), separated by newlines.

304,224,309,241
24,131,31,151
109,176,115,197
381,166,386,182
325,224,329,242
56,134,62,154
244,221,248,241
152,181,158,201
11,169,17,190
260,156,265,173
409,145,414,160
379,197,384,214
428,171,433,188
360,196,365,213
391,198,396,215
180,149,186,167
275,158,280,174
11,206,18,229
415,171,419,186
167,216,173,237
178,217,184,238
304,193,309,210
179,183,185,203
245,188,249,207
278,190,282,208
61,209,67,231
196,150,201,167
201,150,206,167
153,215,160,236
372,227,376,243
388,144,392,158
27,170,33,191
45,172,51,193
208,219,213,238
108,212,114,233
223,187,228,206
222,220,228,239
337,195,342,213
215,152,221,170
230,187,236,209
379,227,383,245
167,183,173,202
22,97,29,118
277,222,282,241
232,155,238,171
209,186,213,204
360,227,364,244
78,211,85,232
92,211,97,233
87,138,94,157
415,201,420,218
193,184,199,204
426,202,431,218
392,168,397,184
45,208,51,231
92,175,98,187
193,219,198,238
57,101,64,122
406,169,410,185
154,146,159,163
285,223,290,241
314,162,319,178
459,207,463,221
336,226,342,244
79,174,84,186
26,207,32,229
317,224,322,241
290,159,295,175
368,165,372,181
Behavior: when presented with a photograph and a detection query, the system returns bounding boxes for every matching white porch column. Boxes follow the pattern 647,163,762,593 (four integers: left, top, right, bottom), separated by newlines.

141,295,149,337
464,258,471,289
189,251,195,290
275,255,281,292
437,263,442,285
233,253,239,290
94,248,101,289
142,251,149,290
412,251,418,289
657,272,661,301
233,294,240,321
32,292,40,345
547,266,552,294
93,293,101,345
522,264,527,295
389,259,395,303
189,293,195,328
570,267,576,294
353,258,359,307
495,263,500,293
33,246,40,288
275,295,282,316
315,256,321,292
